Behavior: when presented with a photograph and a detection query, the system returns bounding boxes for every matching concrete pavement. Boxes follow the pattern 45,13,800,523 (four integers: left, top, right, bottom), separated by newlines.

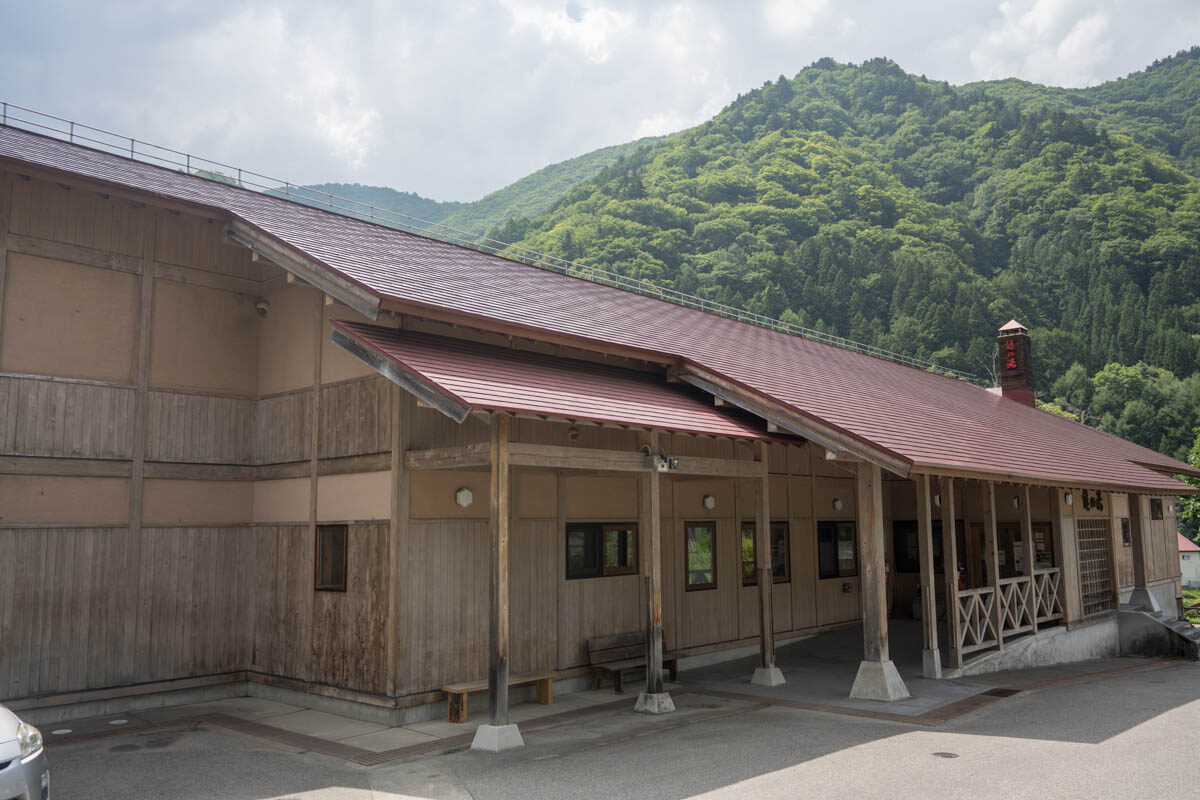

45,659,1200,799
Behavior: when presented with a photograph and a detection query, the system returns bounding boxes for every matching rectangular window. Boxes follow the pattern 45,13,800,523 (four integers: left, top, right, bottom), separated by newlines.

740,521,790,585
685,521,717,590
1150,499,1164,520
1121,518,1131,546
315,524,348,592
891,520,947,574
565,523,637,579
817,521,858,579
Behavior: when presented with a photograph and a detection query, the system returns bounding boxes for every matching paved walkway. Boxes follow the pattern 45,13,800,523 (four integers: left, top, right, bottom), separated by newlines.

43,656,1200,799
41,621,1178,765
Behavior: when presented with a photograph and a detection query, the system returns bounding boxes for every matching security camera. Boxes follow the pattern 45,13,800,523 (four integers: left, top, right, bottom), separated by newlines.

255,299,270,318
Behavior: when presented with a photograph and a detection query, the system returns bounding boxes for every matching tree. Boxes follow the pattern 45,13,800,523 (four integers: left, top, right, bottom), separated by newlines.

1179,428,1200,542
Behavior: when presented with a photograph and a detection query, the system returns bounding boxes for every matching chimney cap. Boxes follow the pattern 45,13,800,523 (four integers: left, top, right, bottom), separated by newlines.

999,319,1028,334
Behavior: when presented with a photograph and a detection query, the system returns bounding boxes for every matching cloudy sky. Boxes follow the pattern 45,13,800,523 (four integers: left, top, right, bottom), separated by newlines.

5,0,1199,201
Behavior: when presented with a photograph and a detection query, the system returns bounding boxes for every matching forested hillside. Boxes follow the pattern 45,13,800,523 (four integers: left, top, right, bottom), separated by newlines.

438,136,662,236
284,136,661,237
274,183,464,230
495,52,1200,477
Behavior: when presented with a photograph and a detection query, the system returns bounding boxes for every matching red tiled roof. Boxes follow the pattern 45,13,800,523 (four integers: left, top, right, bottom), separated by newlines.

1180,533,1200,553
1,125,1194,494
331,320,770,440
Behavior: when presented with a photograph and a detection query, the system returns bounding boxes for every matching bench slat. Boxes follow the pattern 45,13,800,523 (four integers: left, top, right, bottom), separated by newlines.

441,673,552,694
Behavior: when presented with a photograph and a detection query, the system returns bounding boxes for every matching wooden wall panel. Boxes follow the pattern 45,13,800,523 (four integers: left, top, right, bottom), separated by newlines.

246,524,312,681
677,517,740,649
154,212,259,281
0,526,254,701
557,573,643,669
149,280,259,395
511,519,558,675
318,376,391,460
0,377,134,459
408,405,489,450
0,253,139,382
8,178,148,257
309,523,390,693
145,391,254,464
399,520,489,693
790,516,818,630
255,391,311,465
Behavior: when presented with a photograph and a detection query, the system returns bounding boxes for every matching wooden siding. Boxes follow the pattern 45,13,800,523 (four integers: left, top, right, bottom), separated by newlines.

255,391,312,465
318,376,391,460
146,391,255,464
0,526,253,699
0,376,134,459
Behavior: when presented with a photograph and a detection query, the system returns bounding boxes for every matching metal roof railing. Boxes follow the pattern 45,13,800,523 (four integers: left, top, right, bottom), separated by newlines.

0,101,978,382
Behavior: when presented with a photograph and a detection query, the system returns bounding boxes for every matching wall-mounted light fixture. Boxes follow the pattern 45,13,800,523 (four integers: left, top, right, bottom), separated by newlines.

702,494,717,511
934,493,942,508
455,487,474,508
832,498,844,512
1064,491,1073,506
1013,495,1022,510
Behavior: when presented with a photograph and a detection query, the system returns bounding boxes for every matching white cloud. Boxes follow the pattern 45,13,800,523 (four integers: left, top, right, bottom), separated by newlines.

763,0,833,37
968,0,1116,86
5,0,1199,200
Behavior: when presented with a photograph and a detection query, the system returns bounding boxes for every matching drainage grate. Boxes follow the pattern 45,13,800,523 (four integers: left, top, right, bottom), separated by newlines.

982,687,1021,698
932,752,959,759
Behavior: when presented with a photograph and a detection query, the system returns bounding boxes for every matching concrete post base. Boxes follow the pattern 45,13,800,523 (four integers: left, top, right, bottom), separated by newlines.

922,648,943,679
750,666,786,687
635,692,675,714
471,723,525,752
1127,587,1163,615
849,659,910,702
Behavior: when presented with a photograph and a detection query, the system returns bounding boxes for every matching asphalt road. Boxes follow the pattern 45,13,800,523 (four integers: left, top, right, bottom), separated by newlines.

48,661,1200,799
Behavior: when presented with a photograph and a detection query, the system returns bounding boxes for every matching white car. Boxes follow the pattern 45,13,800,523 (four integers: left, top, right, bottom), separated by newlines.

0,704,48,800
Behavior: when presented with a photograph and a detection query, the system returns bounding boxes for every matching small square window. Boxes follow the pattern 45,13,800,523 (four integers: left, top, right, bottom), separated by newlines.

566,523,637,579
741,521,790,585
817,521,857,579
1150,499,1164,520
685,521,717,590
315,525,348,592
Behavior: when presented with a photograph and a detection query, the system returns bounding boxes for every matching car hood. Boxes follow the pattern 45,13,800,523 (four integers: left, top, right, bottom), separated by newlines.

0,704,22,745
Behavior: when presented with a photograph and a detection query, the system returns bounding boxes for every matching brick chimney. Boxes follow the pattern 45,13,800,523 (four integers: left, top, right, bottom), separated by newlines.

998,320,1035,407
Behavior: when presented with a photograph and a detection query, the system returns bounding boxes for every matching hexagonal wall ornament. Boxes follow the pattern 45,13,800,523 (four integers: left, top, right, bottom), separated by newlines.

455,487,474,508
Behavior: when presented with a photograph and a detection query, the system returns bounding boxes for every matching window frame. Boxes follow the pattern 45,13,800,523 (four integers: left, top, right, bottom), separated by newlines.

314,524,348,592
740,520,791,586
817,520,858,580
1150,498,1164,520
684,520,718,591
565,522,639,580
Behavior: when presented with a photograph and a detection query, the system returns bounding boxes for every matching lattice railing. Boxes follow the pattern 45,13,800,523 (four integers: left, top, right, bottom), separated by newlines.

956,587,999,654
1033,568,1064,622
998,576,1035,636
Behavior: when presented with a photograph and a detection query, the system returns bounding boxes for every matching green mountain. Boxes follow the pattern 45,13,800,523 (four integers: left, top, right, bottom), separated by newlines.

279,136,662,238
498,54,1200,467
437,136,662,237
273,183,464,230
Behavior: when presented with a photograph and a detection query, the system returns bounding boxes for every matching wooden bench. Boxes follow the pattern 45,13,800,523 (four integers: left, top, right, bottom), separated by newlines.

440,673,554,723
586,631,678,693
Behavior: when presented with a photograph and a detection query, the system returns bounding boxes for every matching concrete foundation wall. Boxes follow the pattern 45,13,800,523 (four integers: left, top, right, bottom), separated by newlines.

952,618,1121,677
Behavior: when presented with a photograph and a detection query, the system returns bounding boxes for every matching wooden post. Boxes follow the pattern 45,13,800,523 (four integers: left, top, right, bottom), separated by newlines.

1056,488,1083,624
940,477,963,668
1125,494,1163,614
981,481,1003,648
1019,485,1037,635
635,432,673,712
915,474,940,678
750,441,784,686
849,462,909,701
487,412,511,727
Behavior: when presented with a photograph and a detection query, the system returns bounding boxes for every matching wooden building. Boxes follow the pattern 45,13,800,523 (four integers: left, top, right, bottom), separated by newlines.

0,123,1196,748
